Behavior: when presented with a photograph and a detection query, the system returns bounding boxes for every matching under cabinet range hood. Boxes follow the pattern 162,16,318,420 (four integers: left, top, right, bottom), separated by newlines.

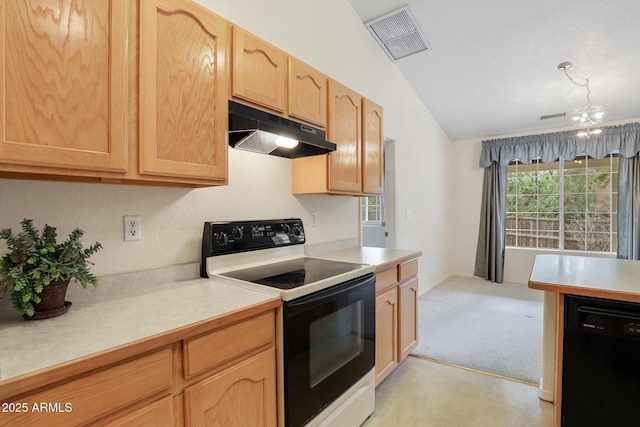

228,101,336,158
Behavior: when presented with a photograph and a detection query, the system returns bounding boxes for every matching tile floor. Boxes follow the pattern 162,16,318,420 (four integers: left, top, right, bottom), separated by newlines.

363,356,554,427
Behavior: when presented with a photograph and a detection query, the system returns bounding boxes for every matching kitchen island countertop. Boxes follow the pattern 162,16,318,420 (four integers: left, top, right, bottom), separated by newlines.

528,254,640,302
0,276,279,384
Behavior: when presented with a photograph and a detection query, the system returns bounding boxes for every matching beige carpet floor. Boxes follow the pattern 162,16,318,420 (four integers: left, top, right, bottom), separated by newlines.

364,356,554,427
410,276,543,384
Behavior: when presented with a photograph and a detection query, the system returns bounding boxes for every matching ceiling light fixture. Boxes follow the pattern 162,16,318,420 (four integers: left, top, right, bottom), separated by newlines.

557,61,608,138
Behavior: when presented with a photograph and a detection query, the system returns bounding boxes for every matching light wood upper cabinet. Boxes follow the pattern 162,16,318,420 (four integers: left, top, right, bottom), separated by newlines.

362,98,384,195
328,79,362,193
139,0,229,182
292,80,383,196
0,0,129,173
232,26,287,113
288,57,327,128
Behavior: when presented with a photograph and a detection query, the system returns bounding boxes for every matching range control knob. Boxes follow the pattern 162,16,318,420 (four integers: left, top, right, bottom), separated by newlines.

216,232,229,246
282,224,291,234
293,226,303,236
232,226,244,240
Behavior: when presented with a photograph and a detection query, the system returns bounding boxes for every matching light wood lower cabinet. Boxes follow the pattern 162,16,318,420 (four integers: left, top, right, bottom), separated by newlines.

376,286,398,385
0,307,277,426
375,258,419,386
184,347,276,427
106,395,174,426
399,277,419,360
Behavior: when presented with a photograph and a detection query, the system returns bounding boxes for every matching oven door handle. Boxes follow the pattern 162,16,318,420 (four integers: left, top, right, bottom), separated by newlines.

285,272,375,309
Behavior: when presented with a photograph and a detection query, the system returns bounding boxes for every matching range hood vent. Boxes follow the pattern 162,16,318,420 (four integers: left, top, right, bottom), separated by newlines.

228,101,336,158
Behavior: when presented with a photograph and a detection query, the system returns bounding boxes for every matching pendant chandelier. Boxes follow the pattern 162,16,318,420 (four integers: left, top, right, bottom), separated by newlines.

557,61,608,138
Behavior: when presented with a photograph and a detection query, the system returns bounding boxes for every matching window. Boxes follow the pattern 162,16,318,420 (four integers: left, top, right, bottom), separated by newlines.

506,154,618,252
361,196,382,224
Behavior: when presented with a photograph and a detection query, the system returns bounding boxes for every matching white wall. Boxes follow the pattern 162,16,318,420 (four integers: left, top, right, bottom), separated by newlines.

0,0,450,292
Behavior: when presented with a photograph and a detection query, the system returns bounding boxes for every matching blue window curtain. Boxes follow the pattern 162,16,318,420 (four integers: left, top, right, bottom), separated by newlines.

474,162,506,282
475,122,640,282
617,152,640,260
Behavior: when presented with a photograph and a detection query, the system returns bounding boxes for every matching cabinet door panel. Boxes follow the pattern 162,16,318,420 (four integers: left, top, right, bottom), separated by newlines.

362,98,383,195
185,348,277,427
376,287,398,386
327,80,361,193
139,0,228,181
106,395,173,427
399,277,419,360
232,27,286,113
288,58,327,127
0,0,128,172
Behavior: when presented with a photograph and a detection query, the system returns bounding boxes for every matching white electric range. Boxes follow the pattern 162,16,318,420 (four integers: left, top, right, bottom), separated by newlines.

201,218,376,427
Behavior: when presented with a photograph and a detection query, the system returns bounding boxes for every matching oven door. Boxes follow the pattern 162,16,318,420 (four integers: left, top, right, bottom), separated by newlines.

282,272,375,427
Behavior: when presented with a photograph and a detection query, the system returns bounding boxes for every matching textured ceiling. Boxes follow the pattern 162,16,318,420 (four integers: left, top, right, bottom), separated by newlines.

347,0,640,141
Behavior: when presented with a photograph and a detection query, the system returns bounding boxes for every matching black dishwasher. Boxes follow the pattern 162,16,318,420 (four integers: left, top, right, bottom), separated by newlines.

563,295,640,427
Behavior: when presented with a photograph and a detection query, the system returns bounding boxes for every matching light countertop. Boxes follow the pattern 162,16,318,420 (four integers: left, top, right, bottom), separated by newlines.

0,247,422,384
528,254,640,302
313,246,422,271
0,277,279,382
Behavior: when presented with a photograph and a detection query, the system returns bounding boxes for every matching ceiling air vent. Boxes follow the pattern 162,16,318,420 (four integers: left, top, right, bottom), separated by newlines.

539,112,567,121
364,6,431,61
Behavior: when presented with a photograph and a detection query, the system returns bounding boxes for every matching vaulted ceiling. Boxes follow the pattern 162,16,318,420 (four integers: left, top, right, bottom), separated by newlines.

347,0,640,141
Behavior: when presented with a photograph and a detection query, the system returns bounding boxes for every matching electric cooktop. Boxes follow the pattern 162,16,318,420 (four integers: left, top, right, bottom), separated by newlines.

219,257,369,290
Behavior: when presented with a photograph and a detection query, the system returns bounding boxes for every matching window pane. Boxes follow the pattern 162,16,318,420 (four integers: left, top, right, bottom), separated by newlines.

538,195,559,213
587,172,611,192
506,195,517,213
538,231,560,249
587,194,610,212
538,214,560,232
506,156,615,253
517,195,537,213
586,233,611,252
564,175,585,190
564,194,586,213
362,196,382,223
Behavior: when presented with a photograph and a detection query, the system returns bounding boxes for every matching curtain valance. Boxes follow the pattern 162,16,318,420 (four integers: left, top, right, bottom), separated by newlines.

479,122,640,167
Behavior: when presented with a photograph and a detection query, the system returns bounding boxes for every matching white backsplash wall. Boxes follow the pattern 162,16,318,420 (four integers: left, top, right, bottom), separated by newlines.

0,149,358,277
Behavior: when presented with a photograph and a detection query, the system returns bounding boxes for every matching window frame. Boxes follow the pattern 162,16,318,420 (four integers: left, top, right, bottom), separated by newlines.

506,154,617,253
361,196,384,225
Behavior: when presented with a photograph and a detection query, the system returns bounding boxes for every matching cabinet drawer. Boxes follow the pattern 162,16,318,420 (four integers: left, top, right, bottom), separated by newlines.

376,266,398,293
184,311,275,378
0,348,173,426
398,259,418,282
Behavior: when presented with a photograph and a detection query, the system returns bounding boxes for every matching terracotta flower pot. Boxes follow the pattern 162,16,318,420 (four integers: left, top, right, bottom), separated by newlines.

24,278,72,320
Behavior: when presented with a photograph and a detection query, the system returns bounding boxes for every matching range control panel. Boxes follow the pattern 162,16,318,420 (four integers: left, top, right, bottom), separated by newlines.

202,218,305,258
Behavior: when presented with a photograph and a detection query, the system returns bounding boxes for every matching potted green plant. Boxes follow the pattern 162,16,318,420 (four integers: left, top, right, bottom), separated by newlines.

0,218,102,319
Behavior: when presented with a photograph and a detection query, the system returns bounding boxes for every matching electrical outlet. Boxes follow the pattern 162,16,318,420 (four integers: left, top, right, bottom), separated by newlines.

310,211,317,226
124,215,141,241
